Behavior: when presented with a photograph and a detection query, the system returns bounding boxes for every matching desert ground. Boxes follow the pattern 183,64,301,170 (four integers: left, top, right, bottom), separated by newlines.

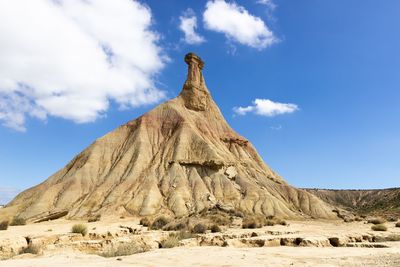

1,217,400,266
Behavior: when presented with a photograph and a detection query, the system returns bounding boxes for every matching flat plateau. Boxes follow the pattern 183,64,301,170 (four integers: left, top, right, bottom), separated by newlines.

1,218,399,266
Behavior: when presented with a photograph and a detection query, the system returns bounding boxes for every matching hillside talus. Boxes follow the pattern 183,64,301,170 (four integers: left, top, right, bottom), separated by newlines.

0,53,336,220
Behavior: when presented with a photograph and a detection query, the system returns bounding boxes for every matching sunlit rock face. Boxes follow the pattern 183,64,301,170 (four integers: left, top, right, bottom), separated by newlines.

0,53,335,221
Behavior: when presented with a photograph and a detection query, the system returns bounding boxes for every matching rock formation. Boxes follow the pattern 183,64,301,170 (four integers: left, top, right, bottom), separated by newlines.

0,53,335,220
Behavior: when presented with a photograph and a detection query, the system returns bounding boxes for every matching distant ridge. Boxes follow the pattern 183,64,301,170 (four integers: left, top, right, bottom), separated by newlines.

305,188,400,218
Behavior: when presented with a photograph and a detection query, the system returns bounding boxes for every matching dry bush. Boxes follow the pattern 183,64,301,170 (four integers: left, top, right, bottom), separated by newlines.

396,222,400,227
163,221,187,231
371,224,387,231
151,216,170,230
242,217,262,229
229,210,244,218
20,244,41,255
10,217,26,226
88,214,101,223
160,233,180,249
139,217,151,227
100,241,148,257
388,217,398,222
375,234,400,242
72,224,88,236
207,213,232,226
368,218,386,225
160,231,195,249
275,219,287,226
192,223,207,234
210,224,221,233
354,217,363,222
265,219,276,226
0,220,9,230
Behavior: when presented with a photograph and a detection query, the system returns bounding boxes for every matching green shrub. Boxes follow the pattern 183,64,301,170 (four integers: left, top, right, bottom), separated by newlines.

210,224,221,233
367,218,386,225
20,244,40,255
88,214,101,223
396,222,400,227
151,216,170,230
139,217,151,227
10,217,26,226
100,241,148,257
371,224,387,231
0,220,9,230
192,223,207,234
72,224,88,236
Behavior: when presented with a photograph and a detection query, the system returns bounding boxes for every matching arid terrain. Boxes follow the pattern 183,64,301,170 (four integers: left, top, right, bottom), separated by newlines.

305,188,400,219
0,216,400,266
1,53,399,266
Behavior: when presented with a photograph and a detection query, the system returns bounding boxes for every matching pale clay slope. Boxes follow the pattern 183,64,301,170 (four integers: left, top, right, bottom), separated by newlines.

0,53,335,220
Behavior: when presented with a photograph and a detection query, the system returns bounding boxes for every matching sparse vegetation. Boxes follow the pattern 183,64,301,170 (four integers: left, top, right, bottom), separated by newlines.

0,220,9,230
100,241,148,257
150,216,170,230
354,217,363,222
192,223,207,234
375,234,400,242
371,224,387,231
242,215,285,229
88,214,101,222
139,217,151,227
20,244,41,255
207,213,232,226
275,219,287,226
367,218,386,225
388,217,398,222
396,222,400,227
229,210,244,218
10,217,26,226
163,221,187,231
72,224,88,236
159,231,196,249
160,233,180,248
210,224,221,233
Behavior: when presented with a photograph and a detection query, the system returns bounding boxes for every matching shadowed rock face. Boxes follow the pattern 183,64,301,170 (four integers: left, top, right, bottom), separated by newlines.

0,53,336,220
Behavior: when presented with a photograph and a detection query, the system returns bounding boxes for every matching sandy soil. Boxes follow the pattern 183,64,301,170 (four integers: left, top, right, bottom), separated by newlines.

1,245,400,267
1,219,400,266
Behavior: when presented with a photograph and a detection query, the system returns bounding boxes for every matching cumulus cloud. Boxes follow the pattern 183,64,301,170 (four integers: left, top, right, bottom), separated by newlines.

234,99,299,117
0,0,166,131
179,9,205,45
203,0,276,49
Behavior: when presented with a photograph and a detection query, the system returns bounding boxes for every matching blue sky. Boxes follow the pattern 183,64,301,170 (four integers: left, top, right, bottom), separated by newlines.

0,0,399,203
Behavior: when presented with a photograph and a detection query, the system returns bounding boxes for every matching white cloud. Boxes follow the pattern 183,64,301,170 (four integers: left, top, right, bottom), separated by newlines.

256,0,277,10
0,0,166,131
234,99,299,117
179,9,205,45
203,0,276,49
